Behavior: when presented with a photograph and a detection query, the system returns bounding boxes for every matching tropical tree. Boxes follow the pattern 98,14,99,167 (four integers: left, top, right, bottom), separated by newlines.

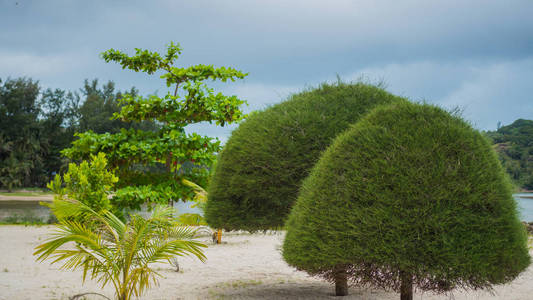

0,76,159,190
0,78,81,189
38,87,81,179
282,102,530,298
205,82,404,231
34,198,206,300
0,78,43,188
62,42,247,212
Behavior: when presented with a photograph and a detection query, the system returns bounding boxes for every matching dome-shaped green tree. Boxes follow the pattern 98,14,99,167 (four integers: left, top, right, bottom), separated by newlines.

205,82,404,231
282,102,530,298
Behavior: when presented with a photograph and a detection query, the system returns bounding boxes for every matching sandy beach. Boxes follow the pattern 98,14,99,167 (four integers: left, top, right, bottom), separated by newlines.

0,225,532,300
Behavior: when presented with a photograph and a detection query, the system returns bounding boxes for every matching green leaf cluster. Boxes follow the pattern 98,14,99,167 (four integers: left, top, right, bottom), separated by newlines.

113,88,245,126
282,101,530,293
101,42,246,86
47,152,118,213
34,198,206,300
205,82,405,231
175,179,209,226
63,129,220,170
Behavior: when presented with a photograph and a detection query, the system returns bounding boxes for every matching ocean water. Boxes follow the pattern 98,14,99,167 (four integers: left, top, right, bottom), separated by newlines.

0,199,202,222
1,195,531,222
514,193,533,222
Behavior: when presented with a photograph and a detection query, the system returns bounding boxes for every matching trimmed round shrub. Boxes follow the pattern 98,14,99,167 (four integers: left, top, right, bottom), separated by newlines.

282,101,530,298
205,82,404,231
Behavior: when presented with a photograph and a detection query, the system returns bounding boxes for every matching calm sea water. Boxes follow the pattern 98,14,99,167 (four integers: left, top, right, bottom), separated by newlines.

0,200,201,222
1,195,532,222
514,193,533,222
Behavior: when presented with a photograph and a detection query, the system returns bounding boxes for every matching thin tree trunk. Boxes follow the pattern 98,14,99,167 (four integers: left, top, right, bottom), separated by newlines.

400,271,413,300
217,228,222,244
167,152,175,217
334,266,348,296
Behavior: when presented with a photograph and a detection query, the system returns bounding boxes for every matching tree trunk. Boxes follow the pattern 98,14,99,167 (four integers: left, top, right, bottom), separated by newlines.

217,228,222,244
400,271,413,300
334,266,348,296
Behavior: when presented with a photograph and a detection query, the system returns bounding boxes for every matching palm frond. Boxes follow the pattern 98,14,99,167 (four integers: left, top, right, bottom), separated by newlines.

35,201,206,300
44,198,99,222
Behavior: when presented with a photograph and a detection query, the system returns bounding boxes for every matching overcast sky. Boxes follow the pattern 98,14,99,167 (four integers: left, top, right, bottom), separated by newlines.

1,0,532,141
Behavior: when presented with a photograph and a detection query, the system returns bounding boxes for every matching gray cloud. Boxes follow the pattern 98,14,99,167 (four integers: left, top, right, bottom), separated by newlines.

342,58,533,130
1,0,532,140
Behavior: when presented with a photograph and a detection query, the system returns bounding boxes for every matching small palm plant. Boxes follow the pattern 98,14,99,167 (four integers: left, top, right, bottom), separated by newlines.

34,199,207,300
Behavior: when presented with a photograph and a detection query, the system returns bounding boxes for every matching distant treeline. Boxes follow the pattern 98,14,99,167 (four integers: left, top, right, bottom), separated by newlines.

485,119,533,191
0,77,158,190
2,77,532,192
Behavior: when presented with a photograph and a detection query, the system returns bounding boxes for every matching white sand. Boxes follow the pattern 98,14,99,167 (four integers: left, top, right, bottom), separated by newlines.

0,225,532,300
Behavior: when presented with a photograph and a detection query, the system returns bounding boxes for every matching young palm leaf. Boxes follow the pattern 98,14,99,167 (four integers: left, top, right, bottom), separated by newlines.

34,199,206,300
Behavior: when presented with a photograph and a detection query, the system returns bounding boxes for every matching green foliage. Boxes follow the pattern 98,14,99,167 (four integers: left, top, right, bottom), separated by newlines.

78,79,158,134
181,178,208,210
176,213,207,226
38,88,80,178
101,42,247,127
63,129,219,170
283,102,530,294
0,77,137,189
47,153,118,213
111,84,246,127
0,78,41,139
0,210,54,225
205,82,404,231
63,42,247,210
113,184,176,211
34,198,206,300
0,78,45,189
175,179,209,226
485,119,533,190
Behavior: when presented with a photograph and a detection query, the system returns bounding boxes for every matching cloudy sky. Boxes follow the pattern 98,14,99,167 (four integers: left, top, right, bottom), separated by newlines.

1,0,532,141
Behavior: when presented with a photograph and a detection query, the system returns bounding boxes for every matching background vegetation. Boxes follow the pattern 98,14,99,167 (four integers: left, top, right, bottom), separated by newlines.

485,119,533,190
2,76,533,195
0,77,155,191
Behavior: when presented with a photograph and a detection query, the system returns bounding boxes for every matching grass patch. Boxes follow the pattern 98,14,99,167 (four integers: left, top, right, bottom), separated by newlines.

0,211,57,225
208,279,264,299
0,191,52,197
226,279,263,288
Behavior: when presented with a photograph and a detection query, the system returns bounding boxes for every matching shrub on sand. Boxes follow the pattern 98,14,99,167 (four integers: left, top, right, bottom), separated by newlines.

282,102,530,298
205,82,404,231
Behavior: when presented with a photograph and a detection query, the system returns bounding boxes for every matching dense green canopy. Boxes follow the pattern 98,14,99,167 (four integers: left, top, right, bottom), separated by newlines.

283,102,530,294
486,119,533,190
205,82,404,231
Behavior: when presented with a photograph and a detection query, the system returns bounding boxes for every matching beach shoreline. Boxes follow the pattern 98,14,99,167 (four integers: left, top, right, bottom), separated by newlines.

1,225,532,300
